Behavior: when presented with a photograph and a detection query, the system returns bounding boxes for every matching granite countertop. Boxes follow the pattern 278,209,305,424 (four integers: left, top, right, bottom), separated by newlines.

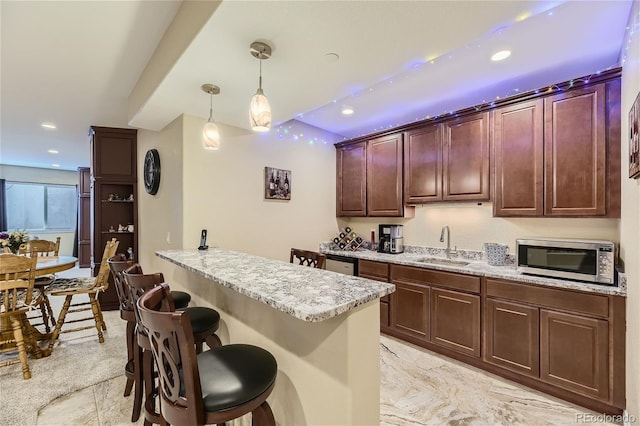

320,246,627,297
156,248,395,322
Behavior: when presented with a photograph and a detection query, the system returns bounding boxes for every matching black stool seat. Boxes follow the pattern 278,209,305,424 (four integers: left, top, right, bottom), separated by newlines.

186,307,220,334
198,344,277,412
171,290,191,309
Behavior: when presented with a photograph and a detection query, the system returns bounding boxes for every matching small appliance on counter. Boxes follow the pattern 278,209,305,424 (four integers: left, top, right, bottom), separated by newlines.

378,224,404,254
516,237,616,285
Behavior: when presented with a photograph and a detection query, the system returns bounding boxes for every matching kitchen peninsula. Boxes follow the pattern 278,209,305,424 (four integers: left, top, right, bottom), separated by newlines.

156,248,395,426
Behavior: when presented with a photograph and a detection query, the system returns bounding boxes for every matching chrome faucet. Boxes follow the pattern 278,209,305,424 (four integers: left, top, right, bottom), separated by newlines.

439,225,457,258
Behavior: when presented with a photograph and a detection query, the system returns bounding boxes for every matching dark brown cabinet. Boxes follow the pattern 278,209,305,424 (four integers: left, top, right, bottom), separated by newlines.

403,112,490,204
77,167,91,268
358,259,391,330
336,134,411,217
544,85,606,216
494,80,620,217
336,142,366,216
90,126,138,310
431,287,480,357
485,298,540,377
367,133,404,216
493,100,544,216
443,112,490,201
388,264,481,358
404,124,443,203
540,309,609,399
391,280,430,341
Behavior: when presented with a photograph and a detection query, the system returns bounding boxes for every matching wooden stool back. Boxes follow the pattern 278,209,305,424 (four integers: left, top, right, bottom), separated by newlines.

290,248,326,269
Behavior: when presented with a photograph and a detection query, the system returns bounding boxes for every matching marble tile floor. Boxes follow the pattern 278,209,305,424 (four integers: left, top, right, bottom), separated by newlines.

34,330,618,426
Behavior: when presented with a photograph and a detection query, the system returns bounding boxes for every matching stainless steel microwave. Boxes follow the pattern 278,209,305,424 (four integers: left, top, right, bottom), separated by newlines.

516,238,616,285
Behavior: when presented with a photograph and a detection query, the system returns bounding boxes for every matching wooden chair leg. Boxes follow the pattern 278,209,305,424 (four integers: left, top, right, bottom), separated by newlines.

36,291,52,334
95,297,107,331
130,339,143,422
10,315,31,380
43,292,57,328
47,295,72,354
251,401,275,426
142,348,164,425
88,293,105,343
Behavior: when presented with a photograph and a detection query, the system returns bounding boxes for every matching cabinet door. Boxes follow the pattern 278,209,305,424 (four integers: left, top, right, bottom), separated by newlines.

390,281,429,341
485,298,539,377
544,84,606,216
443,112,490,201
404,124,442,203
493,100,544,216
430,288,480,357
540,309,609,399
90,126,137,181
359,261,391,330
367,133,403,216
336,142,367,216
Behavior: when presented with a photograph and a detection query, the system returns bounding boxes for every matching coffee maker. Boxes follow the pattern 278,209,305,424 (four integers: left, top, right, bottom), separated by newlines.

378,224,404,254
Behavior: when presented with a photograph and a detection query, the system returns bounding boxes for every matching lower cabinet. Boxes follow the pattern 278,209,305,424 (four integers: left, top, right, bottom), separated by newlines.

431,288,480,357
485,298,540,377
391,281,430,341
540,309,609,400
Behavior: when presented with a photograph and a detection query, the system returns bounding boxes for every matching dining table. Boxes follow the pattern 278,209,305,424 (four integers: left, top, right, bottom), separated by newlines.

12,255,78,357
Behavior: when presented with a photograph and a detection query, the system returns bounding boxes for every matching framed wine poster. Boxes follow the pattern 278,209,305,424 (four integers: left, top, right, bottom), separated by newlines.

630,91,640,179
264,167,291,200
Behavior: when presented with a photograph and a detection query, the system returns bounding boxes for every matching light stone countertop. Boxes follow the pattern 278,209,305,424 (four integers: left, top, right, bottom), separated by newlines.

156,248,395,322
320,246,627,297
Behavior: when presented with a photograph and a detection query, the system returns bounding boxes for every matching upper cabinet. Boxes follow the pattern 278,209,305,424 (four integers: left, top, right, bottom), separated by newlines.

337,134,412,217
493,100,544,216
367,133,404,216
494,80,620,217
442,112,490,201
90,126,137,181
336,141,367,216
336,69,620,218
404,124,442,203
404,112,490,203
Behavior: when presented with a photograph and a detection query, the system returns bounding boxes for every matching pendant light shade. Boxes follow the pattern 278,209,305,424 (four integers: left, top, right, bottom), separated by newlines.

201,84,221,150
249,41,272,132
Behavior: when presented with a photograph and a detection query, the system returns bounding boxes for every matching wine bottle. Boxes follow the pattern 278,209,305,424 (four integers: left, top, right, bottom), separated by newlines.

269,172,276,196
284,172,290,195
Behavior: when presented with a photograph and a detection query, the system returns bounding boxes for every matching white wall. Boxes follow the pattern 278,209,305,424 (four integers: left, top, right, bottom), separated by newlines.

0,164,81,256
620,0,640,419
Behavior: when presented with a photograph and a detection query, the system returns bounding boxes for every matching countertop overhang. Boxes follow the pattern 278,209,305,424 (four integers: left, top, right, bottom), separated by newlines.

320,248,626,297
156,248,395,322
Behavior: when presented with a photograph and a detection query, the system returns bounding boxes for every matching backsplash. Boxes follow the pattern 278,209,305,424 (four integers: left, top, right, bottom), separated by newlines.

319,241,516,266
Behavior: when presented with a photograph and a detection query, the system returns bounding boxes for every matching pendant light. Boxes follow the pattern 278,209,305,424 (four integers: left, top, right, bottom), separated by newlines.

249,41,272,132
201,84,221,150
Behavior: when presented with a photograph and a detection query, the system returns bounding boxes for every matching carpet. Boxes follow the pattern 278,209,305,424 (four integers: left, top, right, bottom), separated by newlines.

0,310,127,426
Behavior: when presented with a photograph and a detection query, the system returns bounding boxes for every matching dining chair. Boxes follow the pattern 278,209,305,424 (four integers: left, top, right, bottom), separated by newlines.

45,238,119,351
107,254,193,423
0,253,38,379
123,264,222,425
138,283,277,426
19,237,61,334
290,248,326,269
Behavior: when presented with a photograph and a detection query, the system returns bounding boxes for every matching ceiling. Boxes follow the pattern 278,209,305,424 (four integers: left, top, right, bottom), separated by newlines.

1,0,633,171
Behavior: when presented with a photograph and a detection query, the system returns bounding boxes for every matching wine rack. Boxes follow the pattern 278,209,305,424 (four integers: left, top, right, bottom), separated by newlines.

332,227,364,251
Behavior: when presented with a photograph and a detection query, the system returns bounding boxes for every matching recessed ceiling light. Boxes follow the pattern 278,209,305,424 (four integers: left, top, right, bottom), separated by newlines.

341,106,354,116
491,50,511,61
324,53,339,63
41,122,57,129
48,149,59,154
51,163,60,168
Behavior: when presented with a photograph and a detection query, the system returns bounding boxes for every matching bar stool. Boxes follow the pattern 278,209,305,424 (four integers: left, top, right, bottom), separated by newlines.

108,254,195,422
138,283,277,426
123,264,222,425
290,248,326,269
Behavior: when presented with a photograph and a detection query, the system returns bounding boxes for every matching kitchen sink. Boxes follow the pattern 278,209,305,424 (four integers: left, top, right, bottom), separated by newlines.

415,257,470,266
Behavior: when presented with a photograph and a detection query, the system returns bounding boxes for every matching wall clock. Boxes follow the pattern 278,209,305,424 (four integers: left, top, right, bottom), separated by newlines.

143,149,161,195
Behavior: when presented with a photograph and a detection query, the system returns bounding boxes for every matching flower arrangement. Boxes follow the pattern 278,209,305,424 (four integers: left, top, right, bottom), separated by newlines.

0,230,29,254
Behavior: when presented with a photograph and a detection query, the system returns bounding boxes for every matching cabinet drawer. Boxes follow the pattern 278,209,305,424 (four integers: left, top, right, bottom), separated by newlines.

359,260,389,280
391,264,480,293
486,279,609,319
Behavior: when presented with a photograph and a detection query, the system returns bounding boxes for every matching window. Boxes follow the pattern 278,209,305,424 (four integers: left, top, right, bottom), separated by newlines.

6,182,77,231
